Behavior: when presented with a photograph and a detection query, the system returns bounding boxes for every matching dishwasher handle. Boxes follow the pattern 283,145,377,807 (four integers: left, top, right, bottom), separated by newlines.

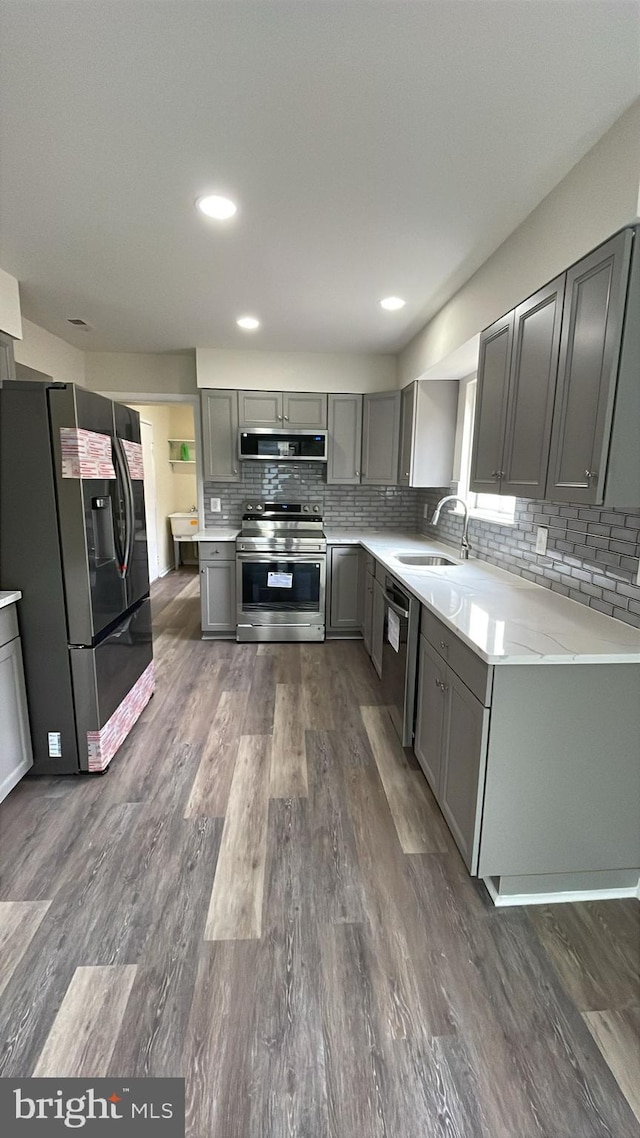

382,590,410,620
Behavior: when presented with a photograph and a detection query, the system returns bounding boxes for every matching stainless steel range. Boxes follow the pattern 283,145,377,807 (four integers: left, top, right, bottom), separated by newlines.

236,501,327,642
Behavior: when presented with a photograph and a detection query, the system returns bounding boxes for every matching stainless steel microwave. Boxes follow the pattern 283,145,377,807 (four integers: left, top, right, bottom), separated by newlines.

238,428,328,462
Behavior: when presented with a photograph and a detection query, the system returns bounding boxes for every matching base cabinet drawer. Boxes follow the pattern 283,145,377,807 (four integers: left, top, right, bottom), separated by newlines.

421,605,491,704
198,541,236,561
200,561,236,634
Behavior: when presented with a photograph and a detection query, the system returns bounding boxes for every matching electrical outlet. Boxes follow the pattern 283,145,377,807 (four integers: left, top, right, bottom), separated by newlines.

535,525,548,555
423,503,430,519
210,497,221,513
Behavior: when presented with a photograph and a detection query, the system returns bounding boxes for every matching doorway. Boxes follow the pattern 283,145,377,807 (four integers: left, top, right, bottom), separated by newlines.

139,419,160,582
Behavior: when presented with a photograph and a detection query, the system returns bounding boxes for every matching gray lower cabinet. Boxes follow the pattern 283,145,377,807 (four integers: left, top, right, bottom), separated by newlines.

201,390,240,482
361,391,401,485
415,629,488,871
439,669,488,871
327,545,361,634
370,577,386,678
415,605,640,882
326,393,363,484
200,546,236,636
414,634,446,794
0,605,33,804
362,558,374,654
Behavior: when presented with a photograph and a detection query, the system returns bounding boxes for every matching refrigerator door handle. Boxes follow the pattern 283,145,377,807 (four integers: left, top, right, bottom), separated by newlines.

112,438,133,578
122,440,135,580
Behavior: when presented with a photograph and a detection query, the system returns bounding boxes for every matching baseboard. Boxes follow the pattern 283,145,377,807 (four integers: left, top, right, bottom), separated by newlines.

158,564,173,578
0,757,33,805
484,876,639,907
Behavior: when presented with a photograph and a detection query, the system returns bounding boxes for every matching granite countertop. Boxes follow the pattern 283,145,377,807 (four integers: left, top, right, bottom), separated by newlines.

328,530,640,666
0,590,22,610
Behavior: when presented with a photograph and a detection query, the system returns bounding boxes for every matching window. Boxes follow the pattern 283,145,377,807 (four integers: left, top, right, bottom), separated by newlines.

456,379,516,523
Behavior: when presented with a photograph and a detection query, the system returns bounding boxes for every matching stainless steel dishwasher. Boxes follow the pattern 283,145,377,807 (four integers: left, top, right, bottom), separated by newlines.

380,573,420,746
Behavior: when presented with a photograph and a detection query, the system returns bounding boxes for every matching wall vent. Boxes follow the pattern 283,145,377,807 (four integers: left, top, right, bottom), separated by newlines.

67,318,92,328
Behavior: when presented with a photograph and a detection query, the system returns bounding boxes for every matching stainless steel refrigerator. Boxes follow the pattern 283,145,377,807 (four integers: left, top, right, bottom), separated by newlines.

0,380,153,773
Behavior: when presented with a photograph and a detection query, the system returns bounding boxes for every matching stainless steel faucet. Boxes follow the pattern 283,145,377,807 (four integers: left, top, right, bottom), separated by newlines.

430,495,471,560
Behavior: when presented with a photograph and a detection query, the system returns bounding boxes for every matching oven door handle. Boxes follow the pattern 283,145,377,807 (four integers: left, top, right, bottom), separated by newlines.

382,590,410,620
236,552,325,561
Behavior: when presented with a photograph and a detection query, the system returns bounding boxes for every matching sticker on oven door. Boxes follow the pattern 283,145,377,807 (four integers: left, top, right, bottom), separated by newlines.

267,571,293,588
387,608,401,653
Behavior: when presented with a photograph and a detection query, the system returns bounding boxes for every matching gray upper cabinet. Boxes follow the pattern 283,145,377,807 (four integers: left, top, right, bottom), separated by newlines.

469,313,514,493
238,390,282,427
282,392,327,428
547,229,634,504
0,332,16,384
201,390,240,482
361,391,401,485
238,390,327,429
327,393,363,484
400,381,458,488
500,274,566,498
398,384,415,486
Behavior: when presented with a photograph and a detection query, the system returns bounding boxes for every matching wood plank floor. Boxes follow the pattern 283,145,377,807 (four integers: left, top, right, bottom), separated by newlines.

0,567,638,1136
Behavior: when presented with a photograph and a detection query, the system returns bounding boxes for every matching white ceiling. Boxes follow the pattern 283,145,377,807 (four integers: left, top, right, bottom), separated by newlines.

1,1,639,355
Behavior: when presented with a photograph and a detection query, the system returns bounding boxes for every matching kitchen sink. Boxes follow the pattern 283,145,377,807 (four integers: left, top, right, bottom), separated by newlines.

394,554,457,567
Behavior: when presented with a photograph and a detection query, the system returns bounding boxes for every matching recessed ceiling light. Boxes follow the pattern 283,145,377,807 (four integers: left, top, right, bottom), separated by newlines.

196,194,237,220
237,315,260,330
380,296,406,311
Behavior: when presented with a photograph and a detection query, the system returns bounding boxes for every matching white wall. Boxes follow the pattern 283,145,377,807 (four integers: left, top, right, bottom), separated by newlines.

13,317,86,385
0,267,22,339
85,351,196,394
196,348,396,393
399,99,640,385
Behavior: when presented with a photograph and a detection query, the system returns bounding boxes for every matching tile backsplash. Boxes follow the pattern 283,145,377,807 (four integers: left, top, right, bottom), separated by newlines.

204,463,421,530
418,490,640,628
202,464,640,628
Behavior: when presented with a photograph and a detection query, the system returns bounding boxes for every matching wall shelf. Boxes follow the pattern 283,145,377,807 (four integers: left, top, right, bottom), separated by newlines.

168,438,196,464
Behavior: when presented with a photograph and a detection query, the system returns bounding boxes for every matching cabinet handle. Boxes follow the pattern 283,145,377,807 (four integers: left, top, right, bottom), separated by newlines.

440,640,448,650
584,469,598,480
283,415,289,421
434,679,447,691
491,470,500,479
